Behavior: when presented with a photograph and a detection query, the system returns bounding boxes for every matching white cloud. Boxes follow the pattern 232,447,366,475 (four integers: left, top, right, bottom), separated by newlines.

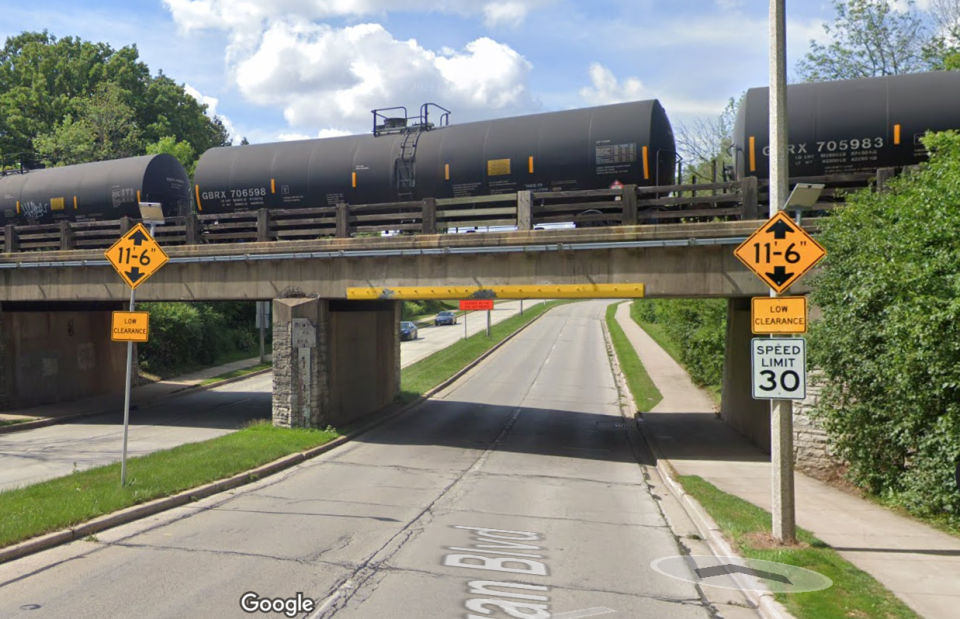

229,19,537,132
162,0,552,33
578,63,646,106
184,83,243,144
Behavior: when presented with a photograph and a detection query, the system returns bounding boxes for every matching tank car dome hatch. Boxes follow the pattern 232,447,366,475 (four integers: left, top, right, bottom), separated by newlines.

0,153,191,226
193,99,676,216
733,71,960,180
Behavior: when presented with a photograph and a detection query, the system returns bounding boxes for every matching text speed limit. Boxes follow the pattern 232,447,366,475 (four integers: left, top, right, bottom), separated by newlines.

751,337,807,400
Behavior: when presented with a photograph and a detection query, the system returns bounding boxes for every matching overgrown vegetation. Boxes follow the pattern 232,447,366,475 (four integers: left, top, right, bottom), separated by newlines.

679,475,921,619
137,302,268,378
807,131,960,528
630,299,726,400
0,421,338,550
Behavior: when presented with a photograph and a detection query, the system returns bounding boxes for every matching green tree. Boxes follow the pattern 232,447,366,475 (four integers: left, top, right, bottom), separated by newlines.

796,0,931,82
676,96,741,184
146,136,196,175
924,0,960,69
808,130,960,523
35,82,142,166
0,30,232,166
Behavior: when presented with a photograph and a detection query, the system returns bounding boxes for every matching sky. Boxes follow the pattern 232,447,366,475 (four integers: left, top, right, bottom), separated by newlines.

0,1,936,146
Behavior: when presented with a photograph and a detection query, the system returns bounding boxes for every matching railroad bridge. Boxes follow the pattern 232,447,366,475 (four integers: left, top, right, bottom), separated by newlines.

0,171,894,451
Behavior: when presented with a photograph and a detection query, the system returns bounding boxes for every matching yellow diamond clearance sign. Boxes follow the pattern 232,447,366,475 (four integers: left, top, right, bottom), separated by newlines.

734,211,826,294
105,223,169,290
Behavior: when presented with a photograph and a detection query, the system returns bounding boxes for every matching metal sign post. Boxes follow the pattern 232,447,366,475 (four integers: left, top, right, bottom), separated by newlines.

486,309,491,337
105,204,168,486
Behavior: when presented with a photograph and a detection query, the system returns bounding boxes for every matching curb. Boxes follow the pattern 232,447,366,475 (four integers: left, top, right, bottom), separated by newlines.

0,304,558,566
601,302,797,619
0,367,273,436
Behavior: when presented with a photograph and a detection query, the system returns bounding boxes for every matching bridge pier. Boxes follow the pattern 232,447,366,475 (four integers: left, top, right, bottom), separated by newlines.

271,297,400,429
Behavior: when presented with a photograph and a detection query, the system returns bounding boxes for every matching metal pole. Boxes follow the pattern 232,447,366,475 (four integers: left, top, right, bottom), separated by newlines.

769,0,796,544
259,301,267,364
486,309,491,337
464,310,467,340
520,299,523,316
120,286,135,486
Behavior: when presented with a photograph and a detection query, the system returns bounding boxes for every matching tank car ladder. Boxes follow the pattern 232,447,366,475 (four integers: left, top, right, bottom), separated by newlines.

396,130,422,201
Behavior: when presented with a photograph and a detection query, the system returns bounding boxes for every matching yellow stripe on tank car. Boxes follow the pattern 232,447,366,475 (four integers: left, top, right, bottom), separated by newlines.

195,184,203,211
445,164,450,181
642,146,650,180
271,178,276,194
136,190,141,203
528,156,534,174
749,136,757,173
352,172,357,188
74,196,78,209
16,201,20,214
894,124,901,145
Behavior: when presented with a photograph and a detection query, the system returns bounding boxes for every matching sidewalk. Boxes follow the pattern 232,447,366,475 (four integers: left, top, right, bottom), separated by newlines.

0,356,271,428
614,302,960,619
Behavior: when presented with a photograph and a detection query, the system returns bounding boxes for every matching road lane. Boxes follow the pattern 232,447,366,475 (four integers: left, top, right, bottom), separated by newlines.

0,300,535,492
400,299,537,367
0,300,732,619
0,374,271,492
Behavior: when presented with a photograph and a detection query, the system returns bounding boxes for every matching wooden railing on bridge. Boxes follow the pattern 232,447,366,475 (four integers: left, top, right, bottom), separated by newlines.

0,168,899,254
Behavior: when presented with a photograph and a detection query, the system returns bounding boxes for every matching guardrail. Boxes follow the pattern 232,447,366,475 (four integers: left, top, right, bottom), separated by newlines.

0,168,897,254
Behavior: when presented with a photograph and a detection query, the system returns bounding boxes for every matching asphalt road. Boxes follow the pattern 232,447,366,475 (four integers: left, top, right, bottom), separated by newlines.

400,300,537,367
0,300,538,493
0,374,272,492
0,300,719,619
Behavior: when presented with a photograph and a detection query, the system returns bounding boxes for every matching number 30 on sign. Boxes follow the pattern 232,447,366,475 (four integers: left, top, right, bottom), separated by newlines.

750,337,807,400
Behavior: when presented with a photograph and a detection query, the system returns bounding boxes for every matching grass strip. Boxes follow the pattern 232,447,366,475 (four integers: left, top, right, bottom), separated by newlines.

0,421,337,550
0,419,30,428
605,302,662,412
678,475,921,619
398,300,564,402
629,302,722,406
198,362,272,387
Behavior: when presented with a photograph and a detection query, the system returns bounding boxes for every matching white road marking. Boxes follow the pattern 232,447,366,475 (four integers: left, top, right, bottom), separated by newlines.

553,607,616,618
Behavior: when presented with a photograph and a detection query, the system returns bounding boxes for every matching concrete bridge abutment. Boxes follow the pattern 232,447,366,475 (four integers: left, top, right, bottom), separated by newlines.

271,297,400,430
0,302,129,411
720,297,771,450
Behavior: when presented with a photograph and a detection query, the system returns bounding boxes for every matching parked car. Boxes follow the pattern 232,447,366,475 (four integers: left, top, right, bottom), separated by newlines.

400,321,418,341
435,310,458,326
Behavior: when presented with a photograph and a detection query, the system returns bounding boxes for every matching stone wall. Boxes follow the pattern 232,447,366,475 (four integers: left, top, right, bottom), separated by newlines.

271,297,330,429
792,371,843,478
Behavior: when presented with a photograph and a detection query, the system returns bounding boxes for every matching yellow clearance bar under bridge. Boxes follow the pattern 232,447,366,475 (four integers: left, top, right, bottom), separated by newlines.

346,283,645,300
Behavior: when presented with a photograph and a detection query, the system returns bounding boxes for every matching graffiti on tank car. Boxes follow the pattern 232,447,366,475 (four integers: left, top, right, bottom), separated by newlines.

20,201,48,219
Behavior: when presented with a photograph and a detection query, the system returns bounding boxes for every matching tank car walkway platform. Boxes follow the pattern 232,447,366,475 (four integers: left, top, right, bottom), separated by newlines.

614,302,960,619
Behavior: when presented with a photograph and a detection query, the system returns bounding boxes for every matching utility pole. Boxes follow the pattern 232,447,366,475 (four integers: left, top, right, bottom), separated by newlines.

769,0,796,544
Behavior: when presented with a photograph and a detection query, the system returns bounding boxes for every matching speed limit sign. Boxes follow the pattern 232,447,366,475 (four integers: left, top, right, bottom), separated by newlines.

751,337,806,400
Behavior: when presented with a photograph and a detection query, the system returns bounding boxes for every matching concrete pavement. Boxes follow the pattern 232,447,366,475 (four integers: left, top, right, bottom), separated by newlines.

0,300,754,619
0,373,272,492
614,301,960,619
0,355,271,426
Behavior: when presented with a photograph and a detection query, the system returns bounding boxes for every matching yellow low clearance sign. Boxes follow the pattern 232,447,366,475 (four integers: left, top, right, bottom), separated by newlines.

112,311,150,342
751,296,807,334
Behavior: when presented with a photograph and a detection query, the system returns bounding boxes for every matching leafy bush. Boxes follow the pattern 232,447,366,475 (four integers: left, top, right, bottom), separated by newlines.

808,131,960,523
631,298,727,389
137,301,263,375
